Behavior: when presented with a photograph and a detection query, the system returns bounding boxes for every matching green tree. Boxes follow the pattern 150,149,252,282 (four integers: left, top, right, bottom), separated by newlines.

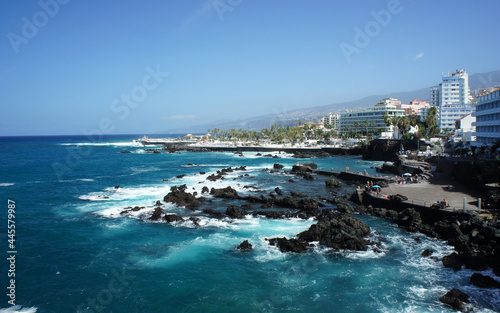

353,121,359,136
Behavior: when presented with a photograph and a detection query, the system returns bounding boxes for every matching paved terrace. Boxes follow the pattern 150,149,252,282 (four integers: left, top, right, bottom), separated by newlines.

381,180,482,212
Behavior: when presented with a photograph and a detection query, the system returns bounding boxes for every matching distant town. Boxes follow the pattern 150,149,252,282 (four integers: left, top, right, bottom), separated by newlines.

166,69,499,154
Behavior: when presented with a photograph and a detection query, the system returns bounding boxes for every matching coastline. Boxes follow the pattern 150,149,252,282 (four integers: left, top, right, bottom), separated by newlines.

131,136,500,311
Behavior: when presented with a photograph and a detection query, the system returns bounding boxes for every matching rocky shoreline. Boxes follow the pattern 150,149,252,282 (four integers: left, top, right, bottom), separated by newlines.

116,158,499,312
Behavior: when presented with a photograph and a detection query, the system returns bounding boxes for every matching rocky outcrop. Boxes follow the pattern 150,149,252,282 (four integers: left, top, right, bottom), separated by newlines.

149,207,163,221
226,206,246,219
484,188,500,211
470,273,500,288
210,186,239,199
291,164,315,174
362,139,401,161
268,237,308,253
202,208,226,219
163,214,185,223
238,240,253,251
442,253,463,271
163,185,201,209
325,178,342,189
363,202,500,273
297,212,370,251
421,249,434,257
273,163,284,169
439,288,470,312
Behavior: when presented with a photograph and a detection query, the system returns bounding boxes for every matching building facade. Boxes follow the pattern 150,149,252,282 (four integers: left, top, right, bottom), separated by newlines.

453,113,476,146
397,99,430,119
429,69,474,130
473,89,500,146
439,104,476,132
320,113,340,130
339,98,404,134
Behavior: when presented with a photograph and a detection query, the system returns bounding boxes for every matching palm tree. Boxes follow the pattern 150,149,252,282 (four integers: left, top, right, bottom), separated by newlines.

364,119,370,136
353,121,359,136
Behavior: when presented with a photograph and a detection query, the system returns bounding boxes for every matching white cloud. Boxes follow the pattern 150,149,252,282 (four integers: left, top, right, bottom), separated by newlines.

414,52,424,60
162,115,199,120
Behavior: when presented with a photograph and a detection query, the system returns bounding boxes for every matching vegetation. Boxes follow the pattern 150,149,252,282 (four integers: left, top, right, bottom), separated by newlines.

207,107,445,146
207,123,339,145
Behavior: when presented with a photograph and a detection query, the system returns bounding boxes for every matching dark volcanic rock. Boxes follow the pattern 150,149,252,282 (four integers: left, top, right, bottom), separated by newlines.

226,206,246,219
202,209,226,219
442,253,463,271
421,249,434,257
238,240,253,251
303,173,314,180
274,187,283,196
241,204,253,210
163,185,201,209
201,186,209,194
439,288,470,312
302,163,318,169
273,163,284,169
149,207,163,221
210,186,239,199
269,237,308,253
291,164,314,174
298,212,370,251
396,208,423,232
325,178,342,189
163,214,185,223
207,173,223,181
470,273,500,288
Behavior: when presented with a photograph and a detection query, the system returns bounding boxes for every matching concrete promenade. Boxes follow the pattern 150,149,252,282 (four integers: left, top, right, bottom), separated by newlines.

382,180,482,212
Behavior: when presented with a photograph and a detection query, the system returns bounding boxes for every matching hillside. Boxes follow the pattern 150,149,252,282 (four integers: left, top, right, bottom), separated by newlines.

163,70,500,134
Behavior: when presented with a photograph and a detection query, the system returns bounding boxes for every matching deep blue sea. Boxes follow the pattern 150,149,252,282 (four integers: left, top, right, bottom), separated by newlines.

0,135,498,313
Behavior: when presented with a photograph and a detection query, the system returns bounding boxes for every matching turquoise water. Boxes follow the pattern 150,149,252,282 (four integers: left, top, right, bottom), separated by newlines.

0,135,498,312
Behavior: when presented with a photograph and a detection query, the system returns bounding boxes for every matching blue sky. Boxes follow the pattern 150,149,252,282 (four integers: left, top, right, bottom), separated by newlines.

1,0,499,136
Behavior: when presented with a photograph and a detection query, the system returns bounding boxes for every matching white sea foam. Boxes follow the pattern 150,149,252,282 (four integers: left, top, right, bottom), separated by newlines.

79,185,167,202
180,164,230,168
60,141,146,147
0,183,14,187
235,151,294,159
0,306,37,313
130,166,161,175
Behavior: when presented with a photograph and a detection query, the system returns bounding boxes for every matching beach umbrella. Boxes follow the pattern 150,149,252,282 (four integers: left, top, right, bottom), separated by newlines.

403,173,412,176
372,185,381,188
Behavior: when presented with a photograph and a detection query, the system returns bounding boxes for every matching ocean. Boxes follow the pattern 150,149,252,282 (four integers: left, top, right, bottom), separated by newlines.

0,135,498,313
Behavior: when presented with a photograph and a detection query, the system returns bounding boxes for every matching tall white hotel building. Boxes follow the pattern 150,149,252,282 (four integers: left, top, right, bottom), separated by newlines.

429,70,475,131
473,89,500,146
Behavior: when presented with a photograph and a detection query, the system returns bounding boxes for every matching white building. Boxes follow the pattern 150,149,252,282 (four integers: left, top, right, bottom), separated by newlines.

320,113,340,130
453,113,476,146
439,104,476,132
473,89,500,146
429,69,474,130
339,98,404,134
